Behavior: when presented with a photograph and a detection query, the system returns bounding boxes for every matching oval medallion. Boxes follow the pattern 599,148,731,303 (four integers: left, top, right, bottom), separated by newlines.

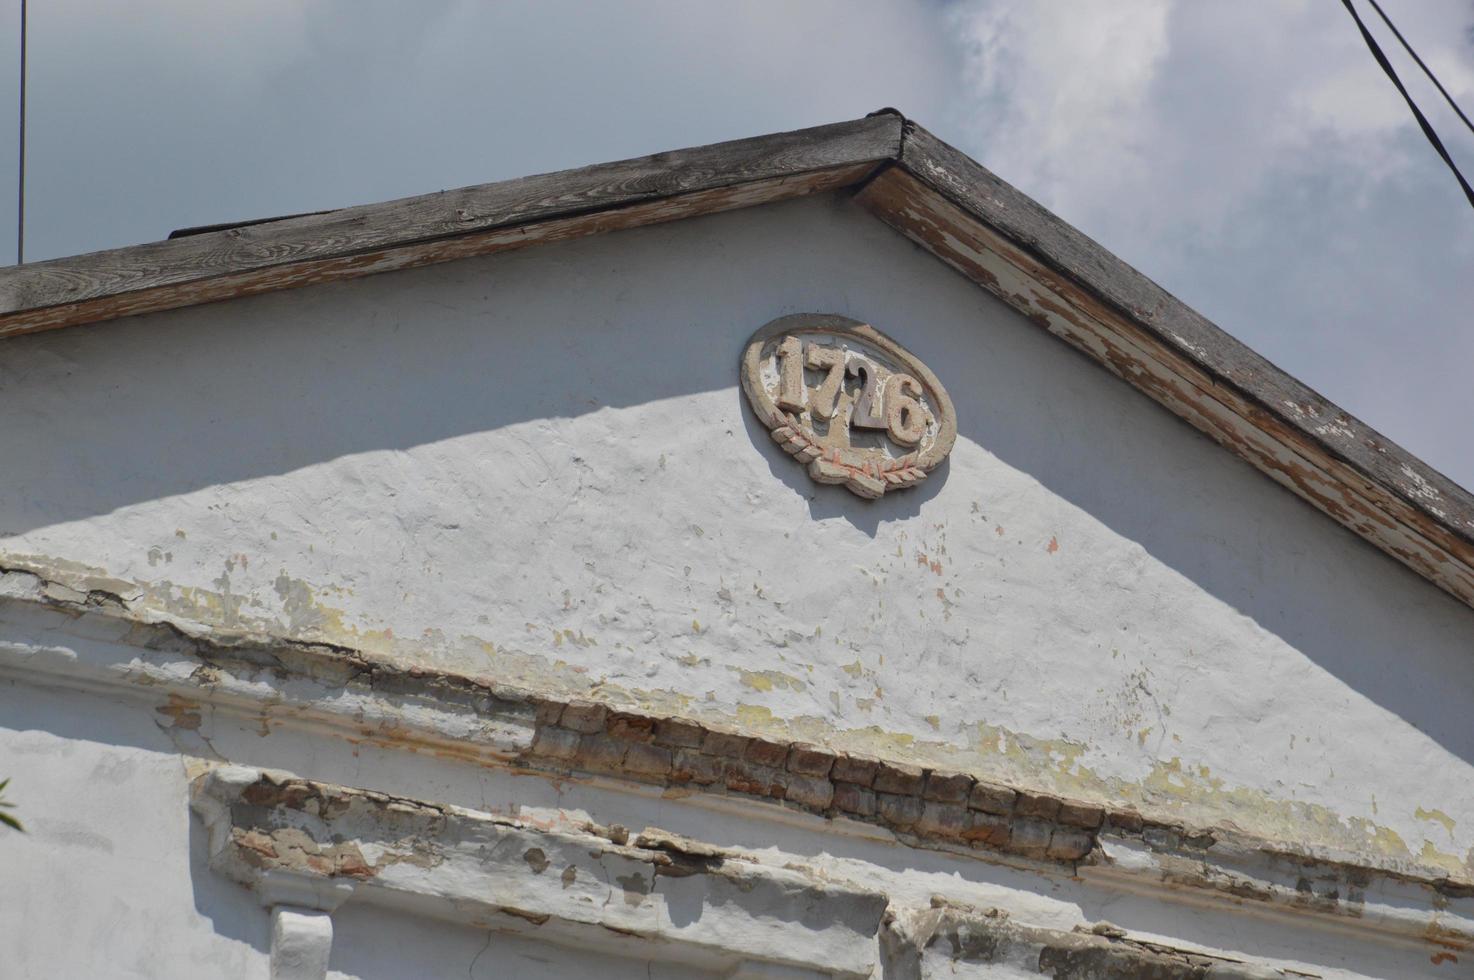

740,314,956,499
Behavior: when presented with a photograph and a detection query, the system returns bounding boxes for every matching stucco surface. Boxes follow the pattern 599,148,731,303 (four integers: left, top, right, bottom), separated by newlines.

0,676,1451,978
3,192,1472,879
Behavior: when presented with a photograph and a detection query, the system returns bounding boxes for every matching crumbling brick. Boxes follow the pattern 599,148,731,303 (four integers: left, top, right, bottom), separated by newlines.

671,750,725,786
530,726,580,761
873,761,925,796
623,743,673,777
531,698,565,727
653,718,707,749
833,783,877,817
877,793,923,829
574,734,627,771
786,743,836,777
785,774,834,810
831,754,880,786
917,802,968,837
968,783,1017,815
725,761,786,799
702,731,751,759
1014,791,1061,821
962,811,1011,848
744,737,789,767
1009,818,1053,858
560,700,609,734
1106,810,1144,834
607,712,655,741
1057,801,1105,829
1046,828,1095,861
923,771,973,804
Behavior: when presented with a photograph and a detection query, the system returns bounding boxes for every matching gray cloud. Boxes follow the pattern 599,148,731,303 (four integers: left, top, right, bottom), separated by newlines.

943,0,1474,488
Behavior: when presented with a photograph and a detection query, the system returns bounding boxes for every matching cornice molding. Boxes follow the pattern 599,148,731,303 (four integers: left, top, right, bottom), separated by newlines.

3,566,1469,955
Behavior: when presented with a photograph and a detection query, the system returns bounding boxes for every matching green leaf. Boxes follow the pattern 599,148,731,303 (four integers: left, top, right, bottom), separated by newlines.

0,776,21,832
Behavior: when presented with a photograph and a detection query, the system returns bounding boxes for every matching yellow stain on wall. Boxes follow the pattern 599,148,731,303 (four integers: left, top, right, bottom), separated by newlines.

9,548,1473,883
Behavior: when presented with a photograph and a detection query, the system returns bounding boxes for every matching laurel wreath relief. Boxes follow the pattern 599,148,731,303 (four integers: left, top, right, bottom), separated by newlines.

769,413,928,489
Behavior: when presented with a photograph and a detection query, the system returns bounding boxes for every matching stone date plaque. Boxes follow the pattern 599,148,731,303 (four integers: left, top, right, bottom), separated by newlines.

741,314,956,499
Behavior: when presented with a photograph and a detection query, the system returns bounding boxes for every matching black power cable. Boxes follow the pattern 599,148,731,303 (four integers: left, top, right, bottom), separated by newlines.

1364,0,1474,139
1338,0,1474,210
16,0,24,264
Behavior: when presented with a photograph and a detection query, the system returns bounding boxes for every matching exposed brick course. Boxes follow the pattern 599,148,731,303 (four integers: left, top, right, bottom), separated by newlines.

918,801,968,837
575,734,627,770
624,743,673,776
923,771,973,804
873,761,925,796
725,761,786,799
1107,810,1145,834
517,701,1191,869
1057,801,1105,829
653,719,707,749
744,737,790,768
672,750,724,786
968,783,1017,815
1014,791,1061,821
833,783,876,817
607,712,655,741
786,743,836,777
559,700,609,734
530,726,580,761
963,811,1010,848
785,774,834,810
1046,828,1094,861
701,731,751,758
1009,819,1053,858
831,754,880,786
877,793,923,829
532,698,565,727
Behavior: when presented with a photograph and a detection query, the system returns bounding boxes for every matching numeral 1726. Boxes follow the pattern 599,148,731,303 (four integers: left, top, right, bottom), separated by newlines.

774,337,927,447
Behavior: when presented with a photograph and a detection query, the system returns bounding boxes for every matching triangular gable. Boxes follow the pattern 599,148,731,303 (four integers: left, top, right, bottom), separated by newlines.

3,109,1471,613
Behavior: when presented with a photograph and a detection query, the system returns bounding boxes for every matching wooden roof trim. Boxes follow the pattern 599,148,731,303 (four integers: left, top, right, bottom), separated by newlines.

867,120,1474,609
0,114,902,340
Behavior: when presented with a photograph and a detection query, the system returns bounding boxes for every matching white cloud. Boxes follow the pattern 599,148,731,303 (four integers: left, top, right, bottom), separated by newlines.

947,0,1172,216
941,0,1474,487
946,0,1474,235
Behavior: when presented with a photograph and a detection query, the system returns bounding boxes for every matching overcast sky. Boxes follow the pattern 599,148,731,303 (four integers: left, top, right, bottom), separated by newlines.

3,1,1472,489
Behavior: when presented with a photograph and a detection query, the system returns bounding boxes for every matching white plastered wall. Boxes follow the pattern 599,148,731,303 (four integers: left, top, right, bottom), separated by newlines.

0,662,1453,979
1,191,1471,882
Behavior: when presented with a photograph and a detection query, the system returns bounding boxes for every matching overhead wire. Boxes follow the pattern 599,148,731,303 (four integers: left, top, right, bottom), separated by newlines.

16,0,25,264
1363,0,1474,139
1337,0,1474,210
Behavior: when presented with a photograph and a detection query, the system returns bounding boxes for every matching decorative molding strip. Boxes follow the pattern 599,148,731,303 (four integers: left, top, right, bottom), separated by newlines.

881,900,1308,980
191,766,888,979
193,766,1317,980
3,569,1471,955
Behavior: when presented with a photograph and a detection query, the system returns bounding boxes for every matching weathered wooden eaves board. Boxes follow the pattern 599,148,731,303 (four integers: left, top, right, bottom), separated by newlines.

3,110,1473,616
856,127,1474,613
0,115,901,339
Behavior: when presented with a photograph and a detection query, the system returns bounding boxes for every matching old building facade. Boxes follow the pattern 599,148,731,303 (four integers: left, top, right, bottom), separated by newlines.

1,111,1471,978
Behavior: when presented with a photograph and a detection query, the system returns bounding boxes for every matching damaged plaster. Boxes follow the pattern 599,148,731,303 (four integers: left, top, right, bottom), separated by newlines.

4,194,1473,888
